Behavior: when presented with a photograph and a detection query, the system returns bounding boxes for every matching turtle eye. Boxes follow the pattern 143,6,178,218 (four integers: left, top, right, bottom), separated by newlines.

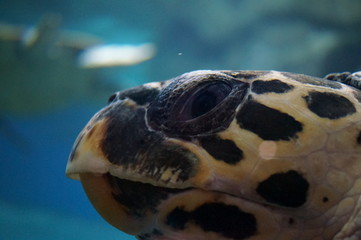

147,72,249,136
177,82,232,121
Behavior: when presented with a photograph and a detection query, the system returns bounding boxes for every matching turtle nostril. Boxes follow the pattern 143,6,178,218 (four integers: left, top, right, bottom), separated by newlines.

108,93,118,104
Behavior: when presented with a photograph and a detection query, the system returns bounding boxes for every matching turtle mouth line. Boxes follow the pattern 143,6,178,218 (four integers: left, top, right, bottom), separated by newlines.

106,174,193,216
108,173,193,198
106,173,267,215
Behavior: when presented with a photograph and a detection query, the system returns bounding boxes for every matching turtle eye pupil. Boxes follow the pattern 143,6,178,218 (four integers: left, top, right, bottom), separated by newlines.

180,83,231,121
191,90,218,118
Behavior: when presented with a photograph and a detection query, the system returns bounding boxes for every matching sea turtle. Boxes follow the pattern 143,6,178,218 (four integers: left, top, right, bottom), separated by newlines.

66,70,361,240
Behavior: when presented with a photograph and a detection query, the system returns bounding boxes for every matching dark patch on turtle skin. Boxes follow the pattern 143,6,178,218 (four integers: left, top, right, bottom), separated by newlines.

147,72,249,137
108,174,188,218
166,203,257,240
143,143,199,183
166,207,189,230
256,170,309,208
236,99,303,141
357,131,361,145
325,72,361,90
324,72,351,83
303,91,356,119
108,86,160,106
198,136,243,164
137,229,163,240
251,79,294,94
282,72,342,89
101,100,198,183
288,218,295,226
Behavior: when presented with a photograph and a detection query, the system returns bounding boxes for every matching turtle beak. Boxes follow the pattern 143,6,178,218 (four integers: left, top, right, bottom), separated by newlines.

66,96,198,187
65,87,200,234
66,100,148,235
65,103,112,180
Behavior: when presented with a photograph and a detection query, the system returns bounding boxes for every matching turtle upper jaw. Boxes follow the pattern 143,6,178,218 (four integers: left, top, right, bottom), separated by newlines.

66,98,200,187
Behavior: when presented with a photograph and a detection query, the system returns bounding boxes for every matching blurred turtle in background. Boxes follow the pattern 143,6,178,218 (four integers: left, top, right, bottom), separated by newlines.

0,13,156,116
0,14,155,149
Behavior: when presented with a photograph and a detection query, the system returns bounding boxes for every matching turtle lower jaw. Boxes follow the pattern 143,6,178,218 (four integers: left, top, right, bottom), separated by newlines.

80,172,282,240
106,175,263,240
79,172,191,235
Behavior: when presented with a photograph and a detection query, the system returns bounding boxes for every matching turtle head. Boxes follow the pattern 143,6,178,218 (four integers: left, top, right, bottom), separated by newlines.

66,70,255,238
66,70,361,239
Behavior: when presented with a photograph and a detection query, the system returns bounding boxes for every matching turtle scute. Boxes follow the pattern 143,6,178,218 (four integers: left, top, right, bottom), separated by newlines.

66,70,361,240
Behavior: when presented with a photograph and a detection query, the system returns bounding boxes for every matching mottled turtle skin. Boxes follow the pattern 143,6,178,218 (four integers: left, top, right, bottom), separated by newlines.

66,70,361,240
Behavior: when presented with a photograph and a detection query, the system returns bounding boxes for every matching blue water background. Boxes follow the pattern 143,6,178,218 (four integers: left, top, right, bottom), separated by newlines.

1,1,360,239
